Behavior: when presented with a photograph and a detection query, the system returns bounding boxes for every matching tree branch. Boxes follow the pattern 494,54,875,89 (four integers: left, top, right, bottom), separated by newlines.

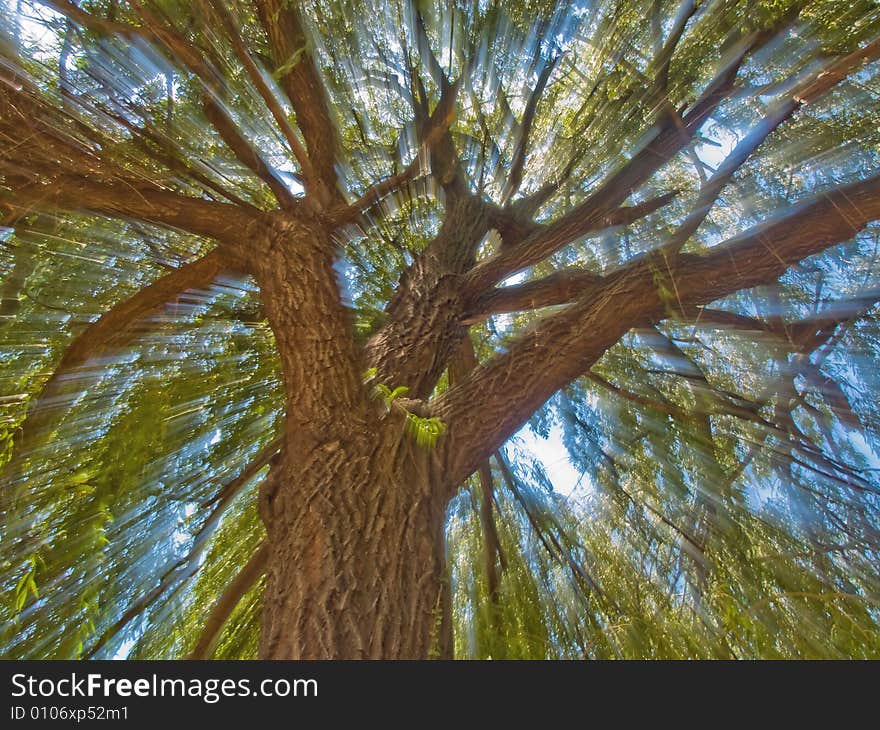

5,249,232,464
206,0,316,188
43,0,296,209
448,337,504,639
201,98,297,208
1,49,260,238
652,0,697,93
676,173,880,305
328,80,460,225
4,176,256,242
502,55,559,205
253,0,341,208
492,189,680,252
477,461,504,626
586,370,688,418
83,445,280,659
466,268,602,321
659,33,880,256
41,0,139,39
188,542,268,660
465,29,774,292
435,172,880,487
465,192,678,320
670,305,784,336
126,1,296,208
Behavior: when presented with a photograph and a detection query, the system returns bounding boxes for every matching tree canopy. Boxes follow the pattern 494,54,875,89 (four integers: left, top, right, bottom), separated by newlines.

2,0,880,659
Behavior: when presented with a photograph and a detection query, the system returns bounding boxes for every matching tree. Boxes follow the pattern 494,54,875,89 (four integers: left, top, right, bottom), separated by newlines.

1,0,880,659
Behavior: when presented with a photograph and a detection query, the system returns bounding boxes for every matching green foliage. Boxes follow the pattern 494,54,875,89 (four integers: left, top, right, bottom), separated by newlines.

368,375,447,447
372,382,410,408
2,0,880,660
404,413,446,449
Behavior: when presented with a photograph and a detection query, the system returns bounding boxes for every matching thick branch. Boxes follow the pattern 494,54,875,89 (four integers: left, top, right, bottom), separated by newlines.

254,0,341,207
1,69,257,235
466,193,678,319
492,189,680,251
207,0,316,187
83,445,279,658
467,269,602,321
436,173,880,487
437,263,661,487
8,248,231,460
502,56,559,205
201,98,297,208
364,193,491,397
188,542,269,660
676,174,880,305
465,30,772,292
4,176,256,242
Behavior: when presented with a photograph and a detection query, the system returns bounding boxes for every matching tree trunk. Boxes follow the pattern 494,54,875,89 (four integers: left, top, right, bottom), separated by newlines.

365,193,489,398
253,215,449,658
259,441,449,658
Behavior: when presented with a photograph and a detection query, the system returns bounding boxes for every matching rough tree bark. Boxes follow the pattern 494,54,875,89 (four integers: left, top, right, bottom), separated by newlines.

4,0,880,661
250,214,449,658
